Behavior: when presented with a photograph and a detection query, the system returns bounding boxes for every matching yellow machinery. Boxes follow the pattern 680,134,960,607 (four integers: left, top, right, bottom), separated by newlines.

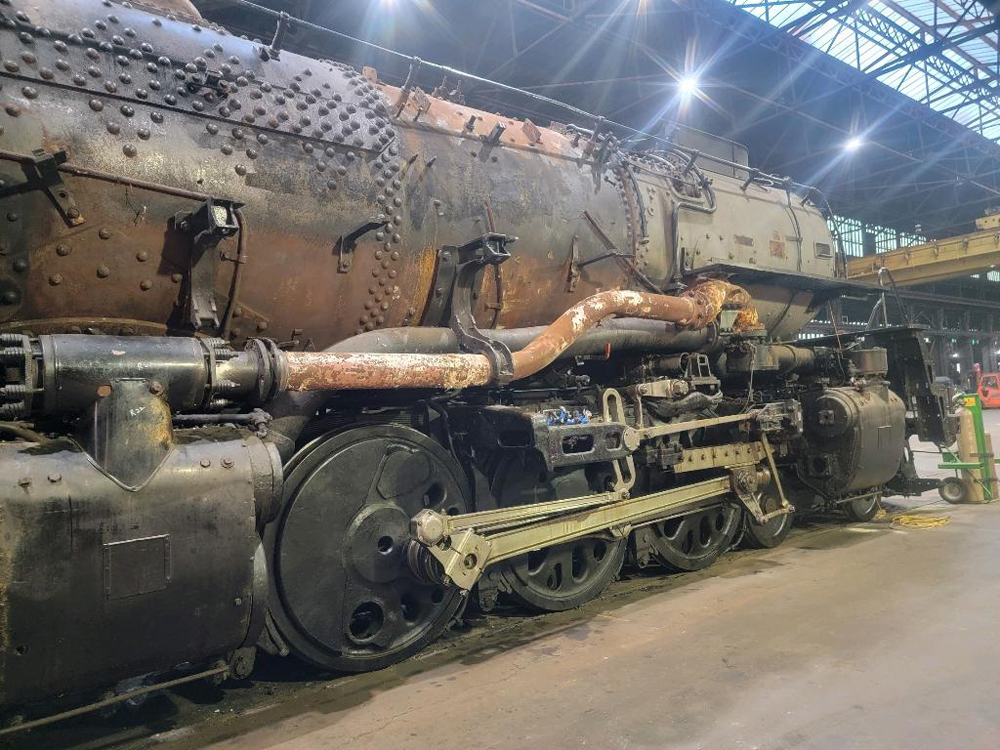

848,213,1000,286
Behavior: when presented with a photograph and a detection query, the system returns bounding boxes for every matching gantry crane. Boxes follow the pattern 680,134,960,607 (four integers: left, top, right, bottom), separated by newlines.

847,212,1000,286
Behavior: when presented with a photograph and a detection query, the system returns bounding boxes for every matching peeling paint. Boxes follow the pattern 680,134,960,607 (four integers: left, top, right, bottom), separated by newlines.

283,283,759,390
284,351,492,390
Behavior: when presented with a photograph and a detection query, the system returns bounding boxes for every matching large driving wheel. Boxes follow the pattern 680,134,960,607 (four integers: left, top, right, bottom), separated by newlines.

643,504,742,571
491,452,627,612
741,490,794,549
264,425,471,672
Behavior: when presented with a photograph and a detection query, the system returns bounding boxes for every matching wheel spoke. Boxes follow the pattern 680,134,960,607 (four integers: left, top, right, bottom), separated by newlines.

492,453,625,611
587,538,610,566
663,514,691,541
648,506,741,572
366,588,404,649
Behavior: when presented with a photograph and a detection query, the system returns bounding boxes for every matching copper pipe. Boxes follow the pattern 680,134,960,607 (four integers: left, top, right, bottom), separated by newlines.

683,278,760,331
512,290,698,380
511,281,754,379
283,351,492,391
281,280,755,391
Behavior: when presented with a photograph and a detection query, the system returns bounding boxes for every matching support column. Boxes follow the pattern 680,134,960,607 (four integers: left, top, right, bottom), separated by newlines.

988,314,998,371
936,309,951,380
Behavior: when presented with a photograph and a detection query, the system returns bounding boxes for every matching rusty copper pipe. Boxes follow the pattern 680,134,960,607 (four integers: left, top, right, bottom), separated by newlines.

283,352,492,391
281,280,754,391
511,289,702,380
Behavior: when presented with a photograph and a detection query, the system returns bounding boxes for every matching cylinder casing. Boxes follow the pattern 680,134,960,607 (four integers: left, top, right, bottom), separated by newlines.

0,434,279,706
797,384,906,497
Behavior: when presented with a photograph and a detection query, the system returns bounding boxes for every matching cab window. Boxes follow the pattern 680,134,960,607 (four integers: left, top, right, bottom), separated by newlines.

983,376,999,389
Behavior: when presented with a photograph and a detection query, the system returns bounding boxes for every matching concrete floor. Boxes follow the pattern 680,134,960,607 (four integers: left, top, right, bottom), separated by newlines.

22,411,1000,750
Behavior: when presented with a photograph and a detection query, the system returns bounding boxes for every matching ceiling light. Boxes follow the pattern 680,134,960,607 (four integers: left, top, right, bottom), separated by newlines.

678,75,699,97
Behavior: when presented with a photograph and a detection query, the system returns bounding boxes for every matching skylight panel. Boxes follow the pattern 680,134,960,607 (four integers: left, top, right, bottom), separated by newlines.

727,1,1000,141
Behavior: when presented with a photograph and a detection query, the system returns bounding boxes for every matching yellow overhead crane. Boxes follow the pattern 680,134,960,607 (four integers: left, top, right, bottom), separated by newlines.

847,212,1000,286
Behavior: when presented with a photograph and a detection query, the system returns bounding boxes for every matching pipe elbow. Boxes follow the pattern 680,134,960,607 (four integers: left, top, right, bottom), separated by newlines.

681,278,760,332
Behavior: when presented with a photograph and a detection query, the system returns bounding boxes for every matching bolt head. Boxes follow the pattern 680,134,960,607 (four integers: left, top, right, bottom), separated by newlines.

412,509,445,544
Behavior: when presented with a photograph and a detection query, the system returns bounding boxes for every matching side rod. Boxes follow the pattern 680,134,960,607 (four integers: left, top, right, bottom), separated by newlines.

412,475,733,590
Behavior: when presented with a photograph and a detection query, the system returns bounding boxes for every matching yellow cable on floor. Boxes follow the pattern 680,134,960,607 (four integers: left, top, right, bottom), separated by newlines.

872,508,950,528
890,514,950,529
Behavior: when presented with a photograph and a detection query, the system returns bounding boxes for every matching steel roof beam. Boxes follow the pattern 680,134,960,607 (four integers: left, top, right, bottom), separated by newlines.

480,0,1000,233
862,15,999,81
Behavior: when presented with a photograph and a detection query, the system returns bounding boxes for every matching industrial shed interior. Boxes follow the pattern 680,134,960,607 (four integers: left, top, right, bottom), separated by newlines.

1,1,999,748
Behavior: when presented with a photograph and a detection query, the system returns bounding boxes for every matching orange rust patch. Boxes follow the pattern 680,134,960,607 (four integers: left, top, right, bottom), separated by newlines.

283,351,491,390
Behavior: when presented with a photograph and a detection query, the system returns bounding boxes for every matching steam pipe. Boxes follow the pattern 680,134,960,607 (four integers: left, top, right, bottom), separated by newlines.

330,319,718,357
2,285,749,457
265,317,718,459
510,289,703,380
265,282,752,457
280,283,754,392
771,344,816,375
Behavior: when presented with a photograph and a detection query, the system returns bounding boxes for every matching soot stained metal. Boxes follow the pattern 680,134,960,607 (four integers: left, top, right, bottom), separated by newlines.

0,0,957,730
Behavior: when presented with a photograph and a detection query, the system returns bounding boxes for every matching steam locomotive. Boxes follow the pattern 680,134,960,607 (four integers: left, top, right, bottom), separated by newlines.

0,0,954,723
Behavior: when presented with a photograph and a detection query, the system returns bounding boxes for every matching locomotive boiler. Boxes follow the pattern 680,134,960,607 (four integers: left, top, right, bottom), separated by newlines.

0,0,955,726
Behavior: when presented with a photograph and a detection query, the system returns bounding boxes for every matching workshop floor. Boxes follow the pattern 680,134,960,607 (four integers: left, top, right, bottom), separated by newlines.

28,411,1000,750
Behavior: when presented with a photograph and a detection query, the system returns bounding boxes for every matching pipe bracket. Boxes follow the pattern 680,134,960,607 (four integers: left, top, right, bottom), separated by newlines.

446,233,517,385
